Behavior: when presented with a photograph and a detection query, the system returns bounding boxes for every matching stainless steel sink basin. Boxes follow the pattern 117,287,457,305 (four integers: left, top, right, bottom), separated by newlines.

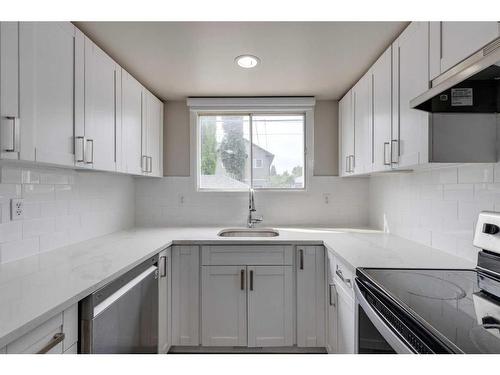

218,228,280,237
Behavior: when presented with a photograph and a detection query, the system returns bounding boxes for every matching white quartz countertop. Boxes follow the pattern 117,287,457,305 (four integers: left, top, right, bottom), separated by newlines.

0,226,475,347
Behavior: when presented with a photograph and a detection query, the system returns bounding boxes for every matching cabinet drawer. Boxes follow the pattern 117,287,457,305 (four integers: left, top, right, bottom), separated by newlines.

334,256,355,297
7,313,64,354
201,245,293,266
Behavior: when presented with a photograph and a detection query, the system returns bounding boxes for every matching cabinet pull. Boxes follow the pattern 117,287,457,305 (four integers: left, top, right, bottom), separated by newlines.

391,139,399,164
147,156,153,173
75,136,85,163
336,266,352,288
37,332,65,354
85,139,94,164
329,284,337,307
240,269,245,290
383,142,391,166
160,256,167,277
349,155,355,173
299,249,304,270
141,155,147,172
345,156,349,174
1,116,20,152
249,270,254,291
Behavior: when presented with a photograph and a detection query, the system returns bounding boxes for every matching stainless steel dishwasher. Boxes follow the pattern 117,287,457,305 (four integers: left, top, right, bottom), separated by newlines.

79,255,159,353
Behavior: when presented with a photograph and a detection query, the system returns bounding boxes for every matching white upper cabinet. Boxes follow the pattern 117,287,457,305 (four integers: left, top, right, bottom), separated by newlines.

121,70,143,175
352,72,372,175
392,22,429,169
82,37,119,172
141,91,163,177
371,46,393,173
19,22,80,166
0,22,20,160
430,22,500,79
339,90,354,176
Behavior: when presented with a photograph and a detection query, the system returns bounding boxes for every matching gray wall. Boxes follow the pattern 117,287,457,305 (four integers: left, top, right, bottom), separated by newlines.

162,99,339,177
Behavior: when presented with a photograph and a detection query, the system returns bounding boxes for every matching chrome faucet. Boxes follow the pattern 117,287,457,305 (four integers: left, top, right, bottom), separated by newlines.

247,188,263,228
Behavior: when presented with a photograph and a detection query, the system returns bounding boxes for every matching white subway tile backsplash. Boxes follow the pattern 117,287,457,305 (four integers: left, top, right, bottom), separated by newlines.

0,165,134,264
370,164,498,263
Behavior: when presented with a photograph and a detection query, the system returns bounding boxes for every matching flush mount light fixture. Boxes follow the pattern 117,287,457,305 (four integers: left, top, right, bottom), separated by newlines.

235,54,260,69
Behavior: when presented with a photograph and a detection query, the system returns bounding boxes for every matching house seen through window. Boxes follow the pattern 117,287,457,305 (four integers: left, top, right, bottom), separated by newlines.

198,114,305,190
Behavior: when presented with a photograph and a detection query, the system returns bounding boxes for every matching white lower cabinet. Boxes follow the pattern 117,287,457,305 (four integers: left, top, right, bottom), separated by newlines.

158,247,172,353
172,245,200,346
336,283,355,354
201,265,294,348
326,283,338,353
201,265,247,346
5,303,77,354
296,246,326,347
247,265,294,347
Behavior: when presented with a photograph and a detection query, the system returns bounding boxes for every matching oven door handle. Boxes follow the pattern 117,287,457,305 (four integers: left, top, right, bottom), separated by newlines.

354,279,414,354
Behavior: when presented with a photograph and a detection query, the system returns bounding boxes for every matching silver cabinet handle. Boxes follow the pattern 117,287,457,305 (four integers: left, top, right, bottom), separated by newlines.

75,136,85,163
85,139,94,164
141,155,147,172
345,156,349,174
249,270,254,291
147,156,152,173
391,139,399,164
299,249,304,270
37,332,65,354
1,116,20,152
336,265,352,288
159,256,167,277
329,284,337,307
349,155,355,173
383,142,391,166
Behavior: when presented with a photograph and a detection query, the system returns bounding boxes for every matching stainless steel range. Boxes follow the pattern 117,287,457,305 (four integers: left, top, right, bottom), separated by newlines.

355,211,500,354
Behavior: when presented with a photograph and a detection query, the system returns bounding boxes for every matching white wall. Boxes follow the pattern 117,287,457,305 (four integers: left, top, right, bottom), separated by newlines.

0,164,135,264
369,163,500,263
136,176,369,227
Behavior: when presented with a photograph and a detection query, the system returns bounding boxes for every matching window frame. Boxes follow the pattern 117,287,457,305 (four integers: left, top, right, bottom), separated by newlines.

188,97,315,193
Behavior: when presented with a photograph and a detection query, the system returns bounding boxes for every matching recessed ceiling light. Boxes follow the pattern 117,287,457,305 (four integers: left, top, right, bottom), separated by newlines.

235,55,260,69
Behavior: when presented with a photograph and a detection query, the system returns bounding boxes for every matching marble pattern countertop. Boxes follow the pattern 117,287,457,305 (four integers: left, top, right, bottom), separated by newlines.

0,226,475,347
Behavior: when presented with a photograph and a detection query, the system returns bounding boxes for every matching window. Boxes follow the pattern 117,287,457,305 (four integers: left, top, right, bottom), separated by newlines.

198,113,305,190
253,159,263,168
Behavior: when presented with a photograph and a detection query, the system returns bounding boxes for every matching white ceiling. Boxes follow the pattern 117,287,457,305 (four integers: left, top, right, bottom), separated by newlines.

74,22,409,101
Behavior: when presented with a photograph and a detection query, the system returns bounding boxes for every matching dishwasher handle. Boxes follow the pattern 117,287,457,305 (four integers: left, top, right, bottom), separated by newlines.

93,265,158,317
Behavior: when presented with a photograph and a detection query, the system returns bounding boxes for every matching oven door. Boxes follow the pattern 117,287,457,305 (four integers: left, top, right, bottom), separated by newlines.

355,279,412,354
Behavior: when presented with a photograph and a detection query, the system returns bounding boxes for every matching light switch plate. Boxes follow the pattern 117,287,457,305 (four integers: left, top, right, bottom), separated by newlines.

10,198,24,221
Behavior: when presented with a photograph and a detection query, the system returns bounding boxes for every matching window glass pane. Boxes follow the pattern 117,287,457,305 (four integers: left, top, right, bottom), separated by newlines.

199,115,251,189
251,115,305,189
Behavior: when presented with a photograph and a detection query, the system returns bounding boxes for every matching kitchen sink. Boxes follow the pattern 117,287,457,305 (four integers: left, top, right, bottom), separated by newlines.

218,228,280,237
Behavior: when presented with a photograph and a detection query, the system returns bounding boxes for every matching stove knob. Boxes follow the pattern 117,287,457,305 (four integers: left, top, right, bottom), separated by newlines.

483,223,500,235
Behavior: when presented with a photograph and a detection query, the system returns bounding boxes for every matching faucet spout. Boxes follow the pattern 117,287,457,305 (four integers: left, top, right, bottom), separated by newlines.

247,188,262,228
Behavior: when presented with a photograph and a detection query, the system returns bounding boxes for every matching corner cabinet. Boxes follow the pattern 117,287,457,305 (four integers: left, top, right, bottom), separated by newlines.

142,91,163,177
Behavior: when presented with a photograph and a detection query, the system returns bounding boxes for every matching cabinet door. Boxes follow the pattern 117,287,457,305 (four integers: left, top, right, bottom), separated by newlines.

297,246,326,347
158,248,172,353
201,266,247,346
393,22,429,168
247,266,293,347
441,22,499,74
336,282,355,354
122,70,143,175
352,73,372,175
19,22,78,166
0,22,20,160
339,91,354,176
84,37,118,172
371,46,393,173
146,92,163,177
326,283,338,353
172,245,200,346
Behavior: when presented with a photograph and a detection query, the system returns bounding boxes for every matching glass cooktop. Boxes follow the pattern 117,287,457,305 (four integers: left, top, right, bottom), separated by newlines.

359,268,500,353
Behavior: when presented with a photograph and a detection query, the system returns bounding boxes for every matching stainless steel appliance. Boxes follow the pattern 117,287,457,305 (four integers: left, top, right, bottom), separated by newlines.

79,255,159,353
355,211,500,354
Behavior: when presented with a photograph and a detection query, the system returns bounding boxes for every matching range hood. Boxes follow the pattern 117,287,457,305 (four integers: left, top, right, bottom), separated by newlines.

411,37,500,113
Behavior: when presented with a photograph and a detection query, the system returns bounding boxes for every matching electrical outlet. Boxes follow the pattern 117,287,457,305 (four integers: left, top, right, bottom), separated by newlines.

10,198,24,221
323,193,331,204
